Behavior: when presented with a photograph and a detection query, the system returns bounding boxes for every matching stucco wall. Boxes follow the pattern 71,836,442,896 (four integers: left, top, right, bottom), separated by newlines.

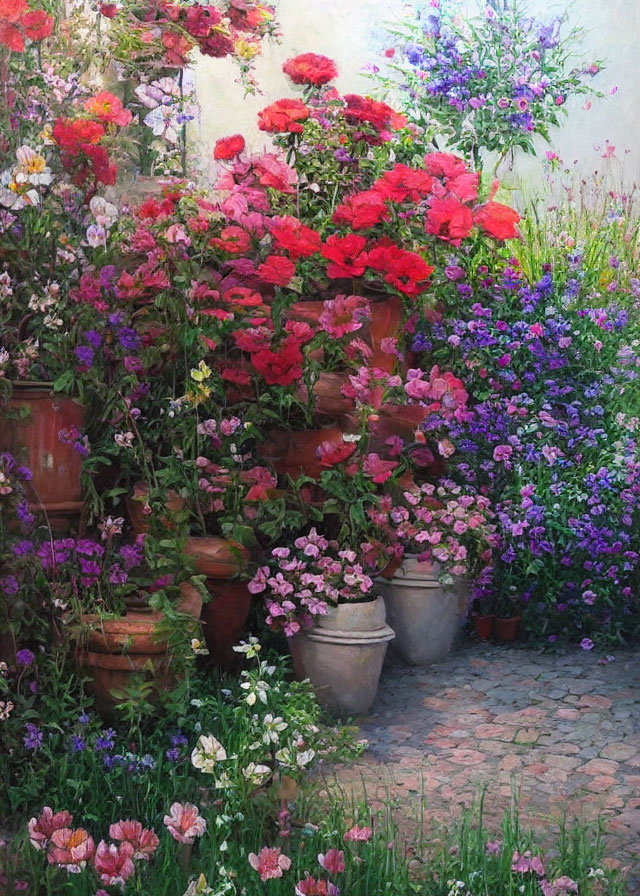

192,0,639,193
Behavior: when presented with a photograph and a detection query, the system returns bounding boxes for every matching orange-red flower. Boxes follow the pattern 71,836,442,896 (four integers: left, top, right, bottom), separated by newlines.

474,201,520,240
367,240,434,297
282,52,338,86
270,216,321,259
213,134,246,160
52,118,105,155
250,336,304,386
373,164,434,203
84,91,132,127
321,234,368,279
343,95,406,135
424,197,473,246
257,254,296,287
0,0,53,52
209,225,252,255
257,98,309,134
332,190,389,230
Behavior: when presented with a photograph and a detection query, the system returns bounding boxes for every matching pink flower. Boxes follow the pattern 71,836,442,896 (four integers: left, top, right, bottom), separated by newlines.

47,828,95,873
363,453,399,484
344,825,372,842
93,840,135,886
511,850,546,875
28,807,74,851
248,846,292,881
109,820,159,860
163,803,206,844
319,294,370,338
296,876,340,896
493,444,513,462
540,876,579,896
318,848,345,874
485,839,502,855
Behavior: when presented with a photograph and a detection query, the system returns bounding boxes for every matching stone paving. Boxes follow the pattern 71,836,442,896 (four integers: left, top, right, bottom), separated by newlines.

329,643,640,890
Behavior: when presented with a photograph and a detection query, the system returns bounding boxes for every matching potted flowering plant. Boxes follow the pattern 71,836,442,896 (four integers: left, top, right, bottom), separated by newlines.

249,528,394,714
366,479,497,665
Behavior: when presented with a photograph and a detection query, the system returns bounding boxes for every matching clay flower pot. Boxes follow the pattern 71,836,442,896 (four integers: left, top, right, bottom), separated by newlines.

77,583,202,720
0,382,85,527
125,482,186,534
494,615,521,643
471,613,495,640
377,557,467,666
288,597,394,714
200,580,253,671
257,427,347,480
184,536,249,580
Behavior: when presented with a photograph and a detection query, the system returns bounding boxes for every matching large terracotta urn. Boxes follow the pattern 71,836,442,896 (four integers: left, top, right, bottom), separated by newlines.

0,382,85,526
288,596,394,715
257,427,348,480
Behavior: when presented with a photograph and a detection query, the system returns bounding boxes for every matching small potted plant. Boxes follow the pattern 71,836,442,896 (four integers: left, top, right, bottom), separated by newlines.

249,527,395,714
494,590,523,643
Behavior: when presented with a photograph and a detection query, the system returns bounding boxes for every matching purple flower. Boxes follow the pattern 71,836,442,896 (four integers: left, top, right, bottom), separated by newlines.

23,723,43,751
16,648,35,666
75,345,94,368
580,638,594,651
71,735,86,752
16,465,32,481
95,728,116,751
117,327,141,351
84,330,102,349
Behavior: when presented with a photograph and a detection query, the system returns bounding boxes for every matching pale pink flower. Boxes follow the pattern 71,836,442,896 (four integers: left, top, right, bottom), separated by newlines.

47,828,95,873
109,819,159,860
319,294,370,338
28,807,74,850
511,850,546,875
296,876,340,895
318,848,345,874
344,825,372,842
163,803,206,844
248,846,292,881
94,840,136,887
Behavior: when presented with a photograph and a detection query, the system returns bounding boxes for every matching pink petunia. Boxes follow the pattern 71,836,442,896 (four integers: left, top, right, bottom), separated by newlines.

109,819,159,860
93,840,136,887
163,803,206,845
248,846,292,881
318,848,345,874
47,828,95,873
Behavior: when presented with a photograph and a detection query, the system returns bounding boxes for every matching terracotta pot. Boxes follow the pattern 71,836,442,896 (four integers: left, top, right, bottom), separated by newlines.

0,382,85,526
257,426,347,480
471,613,495,640
296,372,354,418
377,557,468,666
494,615,521,643
368,296,404,372
200,579,253,671
125,482,186,534
77,582,202,719
288,596,394,715
184,536,249,580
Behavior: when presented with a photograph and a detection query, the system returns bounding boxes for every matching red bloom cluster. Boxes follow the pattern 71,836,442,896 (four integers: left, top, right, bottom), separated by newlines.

270,216,321,259
343,94,407,138
258,98,310,134
321,234,368,279
0,0,53,53
84,91,132,127
474,201,520,240
424,196,474,246
282,52,338,86
367,240,434,297
249,335,304,386
332,190,389,230
373,164,434,203
213,134,246,160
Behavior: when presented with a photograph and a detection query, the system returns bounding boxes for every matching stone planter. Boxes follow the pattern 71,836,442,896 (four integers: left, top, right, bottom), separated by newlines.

288,596,394,715
377,557,467,666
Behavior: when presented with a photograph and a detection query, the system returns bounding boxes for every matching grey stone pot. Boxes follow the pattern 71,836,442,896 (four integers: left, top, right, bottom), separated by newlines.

377,558,468,666
288,596,394,715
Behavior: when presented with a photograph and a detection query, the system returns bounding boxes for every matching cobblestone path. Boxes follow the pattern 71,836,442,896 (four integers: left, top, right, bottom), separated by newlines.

329,644,640,890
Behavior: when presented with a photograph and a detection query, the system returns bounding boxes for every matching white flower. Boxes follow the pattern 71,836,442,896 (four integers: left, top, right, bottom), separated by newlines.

114,432,135,448
233,637,261,658
43,313,63,329
89,195,118,227
263,714,287,745
191,734,227,774
0,701,14,720
242,762,271,785
86,224,106,248
191,638,209,656
296,749,315,767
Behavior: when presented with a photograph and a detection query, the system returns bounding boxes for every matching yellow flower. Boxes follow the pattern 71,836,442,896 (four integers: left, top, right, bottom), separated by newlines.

190,361,212,383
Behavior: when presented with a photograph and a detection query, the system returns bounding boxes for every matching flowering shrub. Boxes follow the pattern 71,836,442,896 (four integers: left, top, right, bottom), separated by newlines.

249,530,375,636
379,2,603,170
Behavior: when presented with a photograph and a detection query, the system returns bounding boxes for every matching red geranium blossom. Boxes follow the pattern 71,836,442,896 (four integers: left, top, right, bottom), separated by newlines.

0,0,53,52
367,240,434,297
282,52,338,86
214,134,246,160
84,91,132,127
252,153,297,193
343,94,406,135
81,144,117,186
250,336,304,386
424,197,473,246
161,30,194,66
52,118,105,155
209,225,252,254
258,98,310,134
257,254,296,287
270,216,321,259
317,439,356,467
321,234,368,279
373,164,434,203
332,190,389,229
424,152,469,179
222,286,264,308
474,202,521,240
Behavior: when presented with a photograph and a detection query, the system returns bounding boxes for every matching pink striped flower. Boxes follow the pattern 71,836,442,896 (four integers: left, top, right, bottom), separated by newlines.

248,846,292,881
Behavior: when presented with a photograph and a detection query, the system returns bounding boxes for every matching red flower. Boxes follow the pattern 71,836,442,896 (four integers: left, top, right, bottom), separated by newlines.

243,466,277,501
20,7,52,41
367,240,434,297
270,216,321,259
250,336,304,386
424,197,473,246
284,320,314,343
373,164,434,203
0,0,52,51
424,152,469,179
257,254,296,287
316,439,356,467
82,144,117,185
98,2,119,17
258,98,310,134
222,286,264,308
52,118,105,155
161,30,194,66
321,234,368,279
214,134,246,160
234,326,273,353
84,91,132,127
332,190,389,229
474,202,520,241
343,95,406,136
282,52,338,86
209,225,252,254
252,154,297,194
362,453,398,484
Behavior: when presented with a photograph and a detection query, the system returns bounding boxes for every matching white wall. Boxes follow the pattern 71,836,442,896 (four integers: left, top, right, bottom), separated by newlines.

193,0,640,194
